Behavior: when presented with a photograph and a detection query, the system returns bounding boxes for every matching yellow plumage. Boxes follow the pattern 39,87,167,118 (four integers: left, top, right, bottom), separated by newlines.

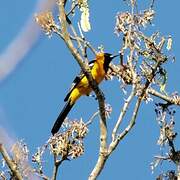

51,52,118,135
69,53,106,104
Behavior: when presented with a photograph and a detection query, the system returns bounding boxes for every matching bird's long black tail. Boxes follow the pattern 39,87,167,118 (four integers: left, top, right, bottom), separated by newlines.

51,101,74,135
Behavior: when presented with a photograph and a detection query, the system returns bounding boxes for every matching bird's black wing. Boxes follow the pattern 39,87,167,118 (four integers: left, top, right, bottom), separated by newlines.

64,60,95,102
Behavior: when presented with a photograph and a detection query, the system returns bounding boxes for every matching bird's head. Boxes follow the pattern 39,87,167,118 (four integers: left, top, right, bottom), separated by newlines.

96,52,119,62
104,53,119,61
97,52,119,72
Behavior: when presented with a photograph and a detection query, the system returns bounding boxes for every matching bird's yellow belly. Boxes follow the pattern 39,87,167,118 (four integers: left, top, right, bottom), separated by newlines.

69,75,104,103
69,64,105,104
69,77,91,104
92,63,105,83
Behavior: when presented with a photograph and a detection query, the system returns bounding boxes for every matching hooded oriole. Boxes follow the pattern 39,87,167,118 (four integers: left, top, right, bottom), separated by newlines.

51,52,118,135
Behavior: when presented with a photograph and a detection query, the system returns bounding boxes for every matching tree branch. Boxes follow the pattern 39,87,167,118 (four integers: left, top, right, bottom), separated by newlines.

112,85,136,141
108,96,142,154
148,88,180,106
58,1,107,179
34,169,50,180
118,97,141,140
51,156,65,180
0,143,23,180
86,111,99,126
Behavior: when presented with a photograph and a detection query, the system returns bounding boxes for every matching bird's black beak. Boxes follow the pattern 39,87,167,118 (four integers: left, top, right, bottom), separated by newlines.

110,53,120,59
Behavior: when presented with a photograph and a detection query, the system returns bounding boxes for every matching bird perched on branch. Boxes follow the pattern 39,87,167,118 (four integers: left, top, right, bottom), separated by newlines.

51,52,119,135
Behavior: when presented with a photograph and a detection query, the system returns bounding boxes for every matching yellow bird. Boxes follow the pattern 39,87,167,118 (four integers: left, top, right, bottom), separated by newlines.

51,52,119,135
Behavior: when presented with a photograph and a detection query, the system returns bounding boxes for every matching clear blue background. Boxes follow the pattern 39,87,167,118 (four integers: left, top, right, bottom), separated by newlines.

0,0,180,179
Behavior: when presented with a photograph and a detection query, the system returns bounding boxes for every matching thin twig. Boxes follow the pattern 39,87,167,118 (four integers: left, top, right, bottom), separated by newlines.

70,35,97,55
150,0,156,9
0,144,23,180
67,3,78,16
67,18,85,58
154,155,170,160
78,22,88,63
34,169,49,180
51,156,65,180
86,111,99,126
53,26,97,56
108,97,142,154
118,97,141,140
148,88,180,106
112,86,136,141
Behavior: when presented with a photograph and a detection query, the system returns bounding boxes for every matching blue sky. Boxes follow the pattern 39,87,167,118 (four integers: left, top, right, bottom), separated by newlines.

0,0,180,179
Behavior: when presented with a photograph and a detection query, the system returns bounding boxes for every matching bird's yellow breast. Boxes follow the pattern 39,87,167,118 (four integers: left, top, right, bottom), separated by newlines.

92,59,105,83
69,56,106,104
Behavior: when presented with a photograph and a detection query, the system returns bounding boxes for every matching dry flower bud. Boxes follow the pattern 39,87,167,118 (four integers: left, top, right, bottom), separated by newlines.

119,65,133,85
48,119,88,159
143,9,155,24
35,11,55,36
115,12,131,34
71,119,88,138
69,143,84,159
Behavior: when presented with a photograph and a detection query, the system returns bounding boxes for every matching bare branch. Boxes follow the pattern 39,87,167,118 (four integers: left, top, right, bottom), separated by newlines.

70,36,97,55
108,97,142,154
154,155,170,160
33,169,49,180
148,88,180,106
86,111,99,126
0,144,23,180
66,3,78,16
150,0,156,9
112,86,136,141
51,156,64,180
67,17,86,59
88,155,108,180
118,97,141,140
